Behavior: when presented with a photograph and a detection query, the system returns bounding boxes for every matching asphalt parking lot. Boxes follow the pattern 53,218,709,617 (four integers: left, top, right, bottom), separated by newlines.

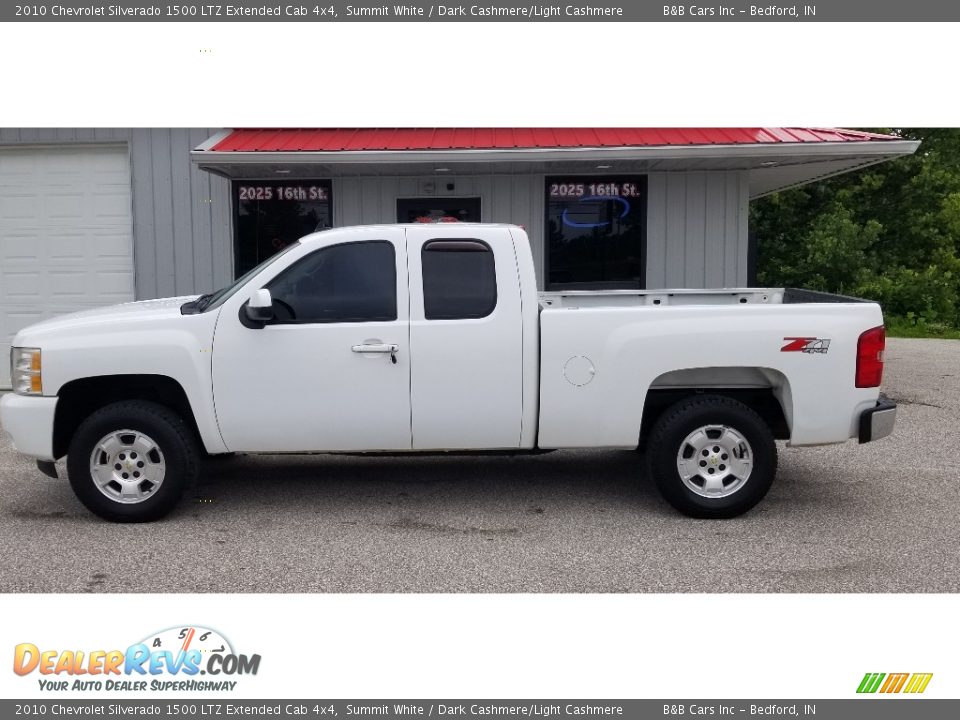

1,337,957,593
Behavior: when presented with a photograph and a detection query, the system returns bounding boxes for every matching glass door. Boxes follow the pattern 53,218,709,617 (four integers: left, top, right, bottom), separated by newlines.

397,197,481,224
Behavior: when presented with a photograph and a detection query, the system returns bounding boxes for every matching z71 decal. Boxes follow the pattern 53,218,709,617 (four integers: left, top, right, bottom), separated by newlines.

781,337,831,354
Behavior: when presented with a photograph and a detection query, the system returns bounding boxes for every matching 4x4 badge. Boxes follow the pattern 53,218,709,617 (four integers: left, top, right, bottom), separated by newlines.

781,337,831,354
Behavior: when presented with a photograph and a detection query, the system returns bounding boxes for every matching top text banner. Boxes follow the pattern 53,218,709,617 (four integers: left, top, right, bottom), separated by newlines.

5,1,960,22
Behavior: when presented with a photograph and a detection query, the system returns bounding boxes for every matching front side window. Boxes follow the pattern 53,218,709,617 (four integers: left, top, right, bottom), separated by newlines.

546,176,647,290
421,240,497,320
266,241,397,324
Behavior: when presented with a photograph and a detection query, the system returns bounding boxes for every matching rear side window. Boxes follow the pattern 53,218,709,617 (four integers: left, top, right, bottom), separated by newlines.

266,240,397,323
422,240,497,320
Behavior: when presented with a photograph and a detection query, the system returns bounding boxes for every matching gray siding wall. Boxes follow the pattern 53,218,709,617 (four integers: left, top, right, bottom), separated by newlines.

646,170,750,288
129,129,232,299
0,128,233,300
0,129,749,295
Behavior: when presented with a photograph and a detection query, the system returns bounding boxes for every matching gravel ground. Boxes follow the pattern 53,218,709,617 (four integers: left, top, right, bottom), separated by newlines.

0,337,957,593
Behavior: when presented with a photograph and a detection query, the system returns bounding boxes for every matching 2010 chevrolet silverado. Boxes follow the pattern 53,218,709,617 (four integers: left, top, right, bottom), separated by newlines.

0,223,896,521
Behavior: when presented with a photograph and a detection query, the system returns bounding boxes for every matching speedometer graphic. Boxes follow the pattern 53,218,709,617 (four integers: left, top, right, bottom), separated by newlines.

139,626,234,658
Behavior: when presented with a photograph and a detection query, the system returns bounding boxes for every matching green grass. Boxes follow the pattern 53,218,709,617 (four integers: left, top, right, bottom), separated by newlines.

885,318,960,339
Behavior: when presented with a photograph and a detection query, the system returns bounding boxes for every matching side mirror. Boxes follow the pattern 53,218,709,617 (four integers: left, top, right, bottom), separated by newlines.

241,288,274,328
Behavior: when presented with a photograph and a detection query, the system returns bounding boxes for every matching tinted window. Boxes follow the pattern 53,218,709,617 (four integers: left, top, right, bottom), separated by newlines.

546,176,647,290
422,240,497,320
267,241,397,324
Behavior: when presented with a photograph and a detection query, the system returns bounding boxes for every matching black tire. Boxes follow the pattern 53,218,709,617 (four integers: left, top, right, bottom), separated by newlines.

646,394,777,519
67,400,199,522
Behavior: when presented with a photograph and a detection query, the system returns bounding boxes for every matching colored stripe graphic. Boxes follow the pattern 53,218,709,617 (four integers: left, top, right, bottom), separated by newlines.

880,673,909,693
903,673,934,694
857,673,885,693
857,672,932,694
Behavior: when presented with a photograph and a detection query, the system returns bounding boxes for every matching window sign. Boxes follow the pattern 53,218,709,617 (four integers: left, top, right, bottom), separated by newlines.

545,176,647,289
234,180,333,277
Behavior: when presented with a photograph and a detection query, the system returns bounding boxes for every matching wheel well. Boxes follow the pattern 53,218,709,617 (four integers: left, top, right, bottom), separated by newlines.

639,388,790,450
53,375,201,460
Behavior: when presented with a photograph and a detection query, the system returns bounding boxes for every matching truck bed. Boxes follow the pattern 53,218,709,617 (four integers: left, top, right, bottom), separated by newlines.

535,289,884,450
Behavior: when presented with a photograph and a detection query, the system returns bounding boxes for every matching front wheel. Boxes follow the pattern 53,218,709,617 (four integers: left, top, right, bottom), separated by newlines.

67,400,199,522
646,395,777,519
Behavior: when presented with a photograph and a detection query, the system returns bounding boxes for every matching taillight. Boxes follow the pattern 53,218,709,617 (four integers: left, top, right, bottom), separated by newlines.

856,325,885,388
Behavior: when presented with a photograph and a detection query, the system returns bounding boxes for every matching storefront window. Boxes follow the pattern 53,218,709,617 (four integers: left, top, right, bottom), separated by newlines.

234,180,333,277
545,176,647,289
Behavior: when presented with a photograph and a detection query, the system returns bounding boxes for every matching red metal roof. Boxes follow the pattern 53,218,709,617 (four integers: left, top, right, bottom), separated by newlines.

209,128,903,153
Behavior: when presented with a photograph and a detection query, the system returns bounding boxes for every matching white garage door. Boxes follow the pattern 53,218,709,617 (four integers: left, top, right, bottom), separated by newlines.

0,144,135,387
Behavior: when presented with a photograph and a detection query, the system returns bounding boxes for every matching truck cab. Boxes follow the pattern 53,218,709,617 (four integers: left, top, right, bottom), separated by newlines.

207,223,538,453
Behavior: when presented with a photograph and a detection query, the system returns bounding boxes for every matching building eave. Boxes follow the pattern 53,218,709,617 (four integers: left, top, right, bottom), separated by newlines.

192,139,919,166
191,138,920,197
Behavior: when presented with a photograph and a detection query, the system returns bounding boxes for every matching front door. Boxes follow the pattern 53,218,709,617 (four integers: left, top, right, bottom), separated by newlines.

212,229,411,452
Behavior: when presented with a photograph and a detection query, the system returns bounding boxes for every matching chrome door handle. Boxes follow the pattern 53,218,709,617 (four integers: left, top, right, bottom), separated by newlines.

351,343,399,354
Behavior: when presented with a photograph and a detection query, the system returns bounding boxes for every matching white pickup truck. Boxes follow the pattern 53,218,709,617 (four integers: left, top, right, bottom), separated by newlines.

1,223,896,522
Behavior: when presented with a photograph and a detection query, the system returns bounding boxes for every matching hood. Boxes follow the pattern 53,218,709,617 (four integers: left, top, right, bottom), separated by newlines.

13,296,201,344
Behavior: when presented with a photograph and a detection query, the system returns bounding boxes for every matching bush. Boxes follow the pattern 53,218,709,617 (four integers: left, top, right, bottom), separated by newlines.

854,264,958,327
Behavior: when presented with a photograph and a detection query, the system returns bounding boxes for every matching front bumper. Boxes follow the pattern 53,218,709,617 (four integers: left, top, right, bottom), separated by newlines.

0,392,58,460
858,395,897,444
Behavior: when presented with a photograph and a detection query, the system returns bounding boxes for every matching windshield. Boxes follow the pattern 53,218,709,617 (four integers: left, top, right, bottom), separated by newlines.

201,242,300,312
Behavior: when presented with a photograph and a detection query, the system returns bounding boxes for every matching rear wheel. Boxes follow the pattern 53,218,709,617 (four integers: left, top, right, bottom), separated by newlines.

646,394,777,519
67,400,199,522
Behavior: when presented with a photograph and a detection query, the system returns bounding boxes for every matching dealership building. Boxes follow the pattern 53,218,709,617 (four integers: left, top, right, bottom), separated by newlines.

0,127,918,386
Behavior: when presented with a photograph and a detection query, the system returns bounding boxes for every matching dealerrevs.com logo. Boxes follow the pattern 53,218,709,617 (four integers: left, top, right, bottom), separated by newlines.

13,626,261,693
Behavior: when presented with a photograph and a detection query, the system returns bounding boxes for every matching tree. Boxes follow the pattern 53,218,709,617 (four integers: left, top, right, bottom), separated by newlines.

751,129,960,330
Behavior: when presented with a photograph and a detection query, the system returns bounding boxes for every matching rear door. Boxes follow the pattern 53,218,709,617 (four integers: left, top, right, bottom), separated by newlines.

406,225,524,449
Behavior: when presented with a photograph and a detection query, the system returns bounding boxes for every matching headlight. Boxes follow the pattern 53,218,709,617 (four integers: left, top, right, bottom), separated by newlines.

11,347,42,396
